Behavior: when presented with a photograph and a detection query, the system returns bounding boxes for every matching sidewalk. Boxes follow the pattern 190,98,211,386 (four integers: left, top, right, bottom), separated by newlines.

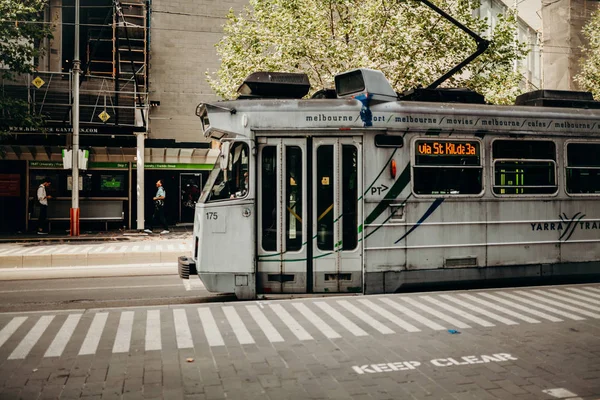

0,227,193,280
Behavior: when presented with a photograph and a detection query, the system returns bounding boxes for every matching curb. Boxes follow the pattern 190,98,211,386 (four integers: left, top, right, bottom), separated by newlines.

0,263,177,280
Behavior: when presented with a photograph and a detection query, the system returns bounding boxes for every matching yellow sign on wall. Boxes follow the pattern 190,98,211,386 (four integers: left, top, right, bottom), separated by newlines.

32,76,45,89
98,110,111,122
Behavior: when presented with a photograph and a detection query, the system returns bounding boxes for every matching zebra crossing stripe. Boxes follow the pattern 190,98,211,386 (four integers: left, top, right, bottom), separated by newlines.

79,312,109,355
9,315,54,360
439,295,518,326
145,310,162,351
567,287,600,300
399,297,472,329
478,293,563,322
513,291,600,319
498,292,586,320
535,290,600,311
113,311,135,353
292,303,341,339
173,309,194,349
548,289,600,306
459,293,540,323
246,305,284,343
223,306,254,345
314,302,369,337
197,307,224,347
269,304,313,341
586,286,600,294
45,314,82,357
336,300,394,334
357,299,420,332
379,298,446,330
0,317,28,349
420,296,495,327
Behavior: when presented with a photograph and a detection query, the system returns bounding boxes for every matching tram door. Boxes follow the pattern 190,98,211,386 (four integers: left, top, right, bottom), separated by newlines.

257,138,308,293
313,138,362,293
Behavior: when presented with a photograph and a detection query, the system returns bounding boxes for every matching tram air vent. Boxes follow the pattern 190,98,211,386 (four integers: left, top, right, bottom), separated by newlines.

445,257,478,268
514,90,600,109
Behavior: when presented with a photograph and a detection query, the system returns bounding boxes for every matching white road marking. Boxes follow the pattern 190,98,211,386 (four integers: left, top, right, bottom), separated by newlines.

173,309,194,349
548,288,600,305
542,388,581,399
223,306,254,345
168,245,175,251
45,314,82,357
143,245,152,251
0,317,28,349
106,246,116,253
0,248,22,256
566,287,600,300
0,284,181,294
182,280,191,291
337,300,394,334
358,299,420,332
459,293,540,323
0,248,17,255
9,315,54,359
479,293,563,322
246,305,284,343
145,310,162,351
79,312,109,355
421,295,495,327
197,307,224,347
439,295,518,325
379,298,446,330
39,247,56,255
178,244,187,250
292,303,341,339
534,290,600,312
314,302,369,337
513,291,600,319
112,311,135,353
270,304,313,341
400,297,471,329
586,286,600,294
132,246,140,252
23,247,46,255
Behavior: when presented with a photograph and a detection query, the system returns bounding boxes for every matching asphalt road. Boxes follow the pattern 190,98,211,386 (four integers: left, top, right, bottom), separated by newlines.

0,276,235,313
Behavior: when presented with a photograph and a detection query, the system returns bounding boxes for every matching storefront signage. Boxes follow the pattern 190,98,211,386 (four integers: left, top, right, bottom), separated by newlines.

135,163,213,170
0,174,21,197
29,161,210,170
30,161,128,169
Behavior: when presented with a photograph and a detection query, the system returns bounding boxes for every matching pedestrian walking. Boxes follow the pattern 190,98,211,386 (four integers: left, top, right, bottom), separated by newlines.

36,178,52,234
144,179,169,234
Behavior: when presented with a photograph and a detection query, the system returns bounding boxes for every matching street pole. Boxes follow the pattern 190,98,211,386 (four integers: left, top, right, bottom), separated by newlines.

71,0,80,236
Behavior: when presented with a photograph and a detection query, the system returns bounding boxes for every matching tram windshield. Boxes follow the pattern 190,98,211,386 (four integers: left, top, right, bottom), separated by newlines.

201,141,250,203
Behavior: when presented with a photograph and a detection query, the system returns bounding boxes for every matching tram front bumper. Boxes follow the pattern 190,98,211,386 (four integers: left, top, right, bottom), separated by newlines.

178,256,197,279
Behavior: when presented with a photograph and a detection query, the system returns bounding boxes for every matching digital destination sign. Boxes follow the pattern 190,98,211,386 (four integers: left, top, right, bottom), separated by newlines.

416,140,479,157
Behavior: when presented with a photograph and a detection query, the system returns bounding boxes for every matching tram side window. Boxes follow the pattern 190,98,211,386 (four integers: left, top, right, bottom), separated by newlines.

413,140,482,195
492,140,557,195
204,142,249,202
566,143,600,194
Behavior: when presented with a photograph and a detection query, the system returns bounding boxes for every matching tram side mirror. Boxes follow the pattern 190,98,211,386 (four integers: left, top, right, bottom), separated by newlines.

220,142,231,170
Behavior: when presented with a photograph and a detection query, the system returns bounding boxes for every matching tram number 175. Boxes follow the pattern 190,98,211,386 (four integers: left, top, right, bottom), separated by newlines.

206,212,219,220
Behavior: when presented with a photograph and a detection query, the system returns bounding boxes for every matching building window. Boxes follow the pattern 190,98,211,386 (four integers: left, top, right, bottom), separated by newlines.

566,142,600,195
413,139,483,195
492,140,557,195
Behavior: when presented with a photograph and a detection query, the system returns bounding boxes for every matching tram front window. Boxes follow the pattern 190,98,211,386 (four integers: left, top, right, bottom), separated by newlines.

201,142,249,202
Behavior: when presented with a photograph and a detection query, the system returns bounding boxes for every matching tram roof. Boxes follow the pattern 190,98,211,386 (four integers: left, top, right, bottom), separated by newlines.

198,98,600,140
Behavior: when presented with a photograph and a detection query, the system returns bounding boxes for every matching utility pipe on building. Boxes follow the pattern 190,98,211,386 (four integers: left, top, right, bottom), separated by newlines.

136,132,145,231
70,0,80,236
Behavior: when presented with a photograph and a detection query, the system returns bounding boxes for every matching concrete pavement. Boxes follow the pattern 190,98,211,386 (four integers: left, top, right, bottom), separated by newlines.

0,232,192,280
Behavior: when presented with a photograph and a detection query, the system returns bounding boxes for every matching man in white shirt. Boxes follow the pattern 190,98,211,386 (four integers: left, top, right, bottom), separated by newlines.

144,179,169,234
37,178,52,234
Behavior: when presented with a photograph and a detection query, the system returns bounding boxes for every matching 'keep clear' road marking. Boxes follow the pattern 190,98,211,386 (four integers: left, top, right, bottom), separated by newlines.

353,353,518,375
